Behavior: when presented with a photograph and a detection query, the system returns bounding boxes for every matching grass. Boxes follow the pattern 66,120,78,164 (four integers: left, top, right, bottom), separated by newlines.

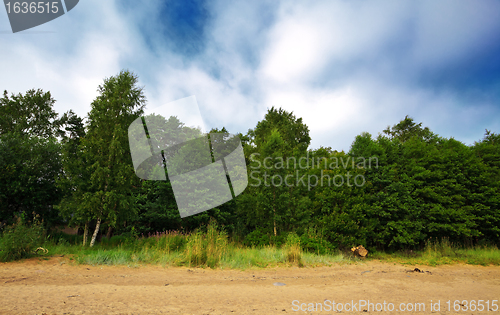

37,226,349,269
45,236,499,269
370,238,500,266
4,224,499,268
43,240,348,269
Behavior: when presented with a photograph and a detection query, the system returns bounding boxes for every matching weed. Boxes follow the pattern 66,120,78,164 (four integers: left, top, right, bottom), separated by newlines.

0,218,44,261
284,233,303,267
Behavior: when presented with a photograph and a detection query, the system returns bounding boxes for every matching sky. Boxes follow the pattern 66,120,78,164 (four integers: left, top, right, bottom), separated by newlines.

1,0,499,151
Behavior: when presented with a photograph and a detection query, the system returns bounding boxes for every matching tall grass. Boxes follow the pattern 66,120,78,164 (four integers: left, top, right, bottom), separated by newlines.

10,225,499,268
370,237,500,266
185,223,228,268
39,223,347,269
284,233,303,267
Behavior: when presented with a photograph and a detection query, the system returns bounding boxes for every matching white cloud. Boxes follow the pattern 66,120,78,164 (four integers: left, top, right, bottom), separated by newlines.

1,0,498,152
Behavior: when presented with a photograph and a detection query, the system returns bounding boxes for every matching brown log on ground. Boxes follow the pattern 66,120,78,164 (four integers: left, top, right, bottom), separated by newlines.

351,245,368,259
357,245,368,258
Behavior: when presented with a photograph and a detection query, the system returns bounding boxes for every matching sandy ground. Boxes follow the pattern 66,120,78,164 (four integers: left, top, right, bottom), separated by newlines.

0,256,499,315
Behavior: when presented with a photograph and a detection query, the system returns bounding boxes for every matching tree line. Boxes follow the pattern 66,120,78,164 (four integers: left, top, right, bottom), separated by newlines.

1,70,499,251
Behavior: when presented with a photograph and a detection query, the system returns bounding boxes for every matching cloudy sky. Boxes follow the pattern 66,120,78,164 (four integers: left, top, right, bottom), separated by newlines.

1,0,499,151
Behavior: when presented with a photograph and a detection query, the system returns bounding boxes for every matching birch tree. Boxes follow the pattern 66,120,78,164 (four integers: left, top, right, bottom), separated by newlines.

82,70,146,246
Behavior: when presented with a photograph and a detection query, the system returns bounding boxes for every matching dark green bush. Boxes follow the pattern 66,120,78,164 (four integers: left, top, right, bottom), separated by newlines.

243,229,287,247
300,228,335,255
49,232,82,245
0,219,45,261
101,235,129,247
243,229,270,247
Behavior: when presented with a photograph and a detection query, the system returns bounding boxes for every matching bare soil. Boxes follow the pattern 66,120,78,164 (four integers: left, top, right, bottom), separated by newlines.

0,256,499,314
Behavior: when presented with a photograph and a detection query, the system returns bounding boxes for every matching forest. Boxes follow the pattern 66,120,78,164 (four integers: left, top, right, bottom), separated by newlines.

1,70,499,263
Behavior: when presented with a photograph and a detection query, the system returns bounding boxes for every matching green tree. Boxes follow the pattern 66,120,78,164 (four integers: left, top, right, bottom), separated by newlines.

55,110,91,244
0,89,64,228
349,117,495,250
472,131,500,243
238,107,311,240
0,133,62,227
134,115,202,234
0,89,62,138
382,115,435,143
80,70,146,246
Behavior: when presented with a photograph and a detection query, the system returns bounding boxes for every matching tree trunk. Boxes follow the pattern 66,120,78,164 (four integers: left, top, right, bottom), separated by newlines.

82,221,89,246
89,218,101,247
106,226,113,239
273,187,277,236
273,210,277,237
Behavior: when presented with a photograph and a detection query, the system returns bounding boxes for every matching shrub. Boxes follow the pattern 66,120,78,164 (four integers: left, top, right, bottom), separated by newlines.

284,232,303,267
185,222,228,268
243,229,270,247
101,235,129,247
300,227,335,255
0,218,45,261
49,232,82,246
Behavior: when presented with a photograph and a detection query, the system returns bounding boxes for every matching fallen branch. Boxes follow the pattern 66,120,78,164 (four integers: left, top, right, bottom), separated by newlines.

34,247,48,255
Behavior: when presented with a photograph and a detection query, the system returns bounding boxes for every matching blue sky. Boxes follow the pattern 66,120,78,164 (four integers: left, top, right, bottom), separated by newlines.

1,0,499,151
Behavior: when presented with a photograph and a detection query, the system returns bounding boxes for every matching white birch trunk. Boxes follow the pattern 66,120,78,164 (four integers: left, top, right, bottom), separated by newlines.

89,218,101,247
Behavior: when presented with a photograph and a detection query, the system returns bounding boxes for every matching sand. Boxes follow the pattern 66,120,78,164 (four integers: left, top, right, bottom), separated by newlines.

1,256,499,314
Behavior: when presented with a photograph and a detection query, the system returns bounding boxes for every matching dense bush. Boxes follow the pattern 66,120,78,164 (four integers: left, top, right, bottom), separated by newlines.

243,229,270,247
300,227,335,255
185,223,228,268
284,232,303,266
0,219,45,261
101,235,130,247
49,232,83,246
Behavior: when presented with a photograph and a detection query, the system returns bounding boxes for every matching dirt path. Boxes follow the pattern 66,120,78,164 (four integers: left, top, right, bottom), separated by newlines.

0,257,499,314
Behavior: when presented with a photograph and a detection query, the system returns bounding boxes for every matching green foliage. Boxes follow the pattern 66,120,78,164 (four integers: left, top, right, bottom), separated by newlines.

49,232,83,246
342,120,500,251
101,235,129,247
184,223,228,268
371,238,500,266
0,89,66,227
243,229,270,247
156,232,186,252
284,232,303,266
3,76,499,255
55,111,88,229
0,132,63,227
0,218,45,261
239,107,312,240
0,89,62,138
299,227,334,255
382,115,435,143
78,70,146,246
